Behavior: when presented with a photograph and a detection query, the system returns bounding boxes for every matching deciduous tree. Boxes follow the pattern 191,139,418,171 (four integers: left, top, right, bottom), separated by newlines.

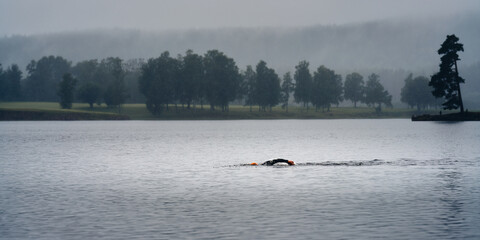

181,50,204,109
102,57,129,111
242,65,257,112
0,64,22,101
0,64,4,100
344,72,364,108
294,61,312,111
311,65,343,112
281,72,294,112
255,60,280,111
139,52,179,115
203,50,240,111
401,74,436,111
24,56,71,101
77,82,101,109
57,73,77,109
364,73,392,112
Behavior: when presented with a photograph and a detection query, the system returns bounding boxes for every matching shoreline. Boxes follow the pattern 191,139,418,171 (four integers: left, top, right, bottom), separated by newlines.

0,102,463,121
0,108,129,121
0,107,425,121
411,112,480,121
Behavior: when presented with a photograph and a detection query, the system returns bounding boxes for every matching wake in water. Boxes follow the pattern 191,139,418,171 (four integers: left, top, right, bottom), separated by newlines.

226,159,387,167
226,158,462,167
297,159,387,166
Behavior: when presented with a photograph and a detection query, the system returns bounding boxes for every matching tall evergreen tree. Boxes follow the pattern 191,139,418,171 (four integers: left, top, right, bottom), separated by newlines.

429,34,465,112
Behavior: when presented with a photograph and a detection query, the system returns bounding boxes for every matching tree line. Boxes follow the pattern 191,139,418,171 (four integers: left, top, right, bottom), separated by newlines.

1,49,443,114
139,50,399,115
0,56,140,110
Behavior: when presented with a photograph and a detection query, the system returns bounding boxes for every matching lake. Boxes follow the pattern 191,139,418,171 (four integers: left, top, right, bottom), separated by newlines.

1,120,479,239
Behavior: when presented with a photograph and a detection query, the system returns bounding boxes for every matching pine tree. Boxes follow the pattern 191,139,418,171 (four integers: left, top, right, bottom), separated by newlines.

429,34,465,112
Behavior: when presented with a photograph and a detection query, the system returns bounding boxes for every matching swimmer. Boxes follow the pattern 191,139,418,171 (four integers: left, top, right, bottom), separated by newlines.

250,158,295,166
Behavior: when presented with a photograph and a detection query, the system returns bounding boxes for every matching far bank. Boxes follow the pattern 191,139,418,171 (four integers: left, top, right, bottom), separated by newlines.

1,102,455,121
412,112,480,121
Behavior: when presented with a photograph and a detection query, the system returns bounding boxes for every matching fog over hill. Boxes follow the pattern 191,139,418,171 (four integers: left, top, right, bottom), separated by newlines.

1,13,479,105
2,14,479,70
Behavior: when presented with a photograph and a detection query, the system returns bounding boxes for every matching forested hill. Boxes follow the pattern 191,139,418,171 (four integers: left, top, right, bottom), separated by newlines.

1,14,479,73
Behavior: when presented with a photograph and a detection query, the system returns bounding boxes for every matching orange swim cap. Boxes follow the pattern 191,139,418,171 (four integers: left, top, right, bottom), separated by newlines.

250,162,258,165
287,160,295,165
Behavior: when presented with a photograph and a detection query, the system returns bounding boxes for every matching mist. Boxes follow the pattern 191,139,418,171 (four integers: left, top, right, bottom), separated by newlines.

2,13,479,70
2,0,479,35
1,2,480,107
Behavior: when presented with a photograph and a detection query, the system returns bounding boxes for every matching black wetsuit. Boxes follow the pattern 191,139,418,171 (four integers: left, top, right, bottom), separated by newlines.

261,159,293,166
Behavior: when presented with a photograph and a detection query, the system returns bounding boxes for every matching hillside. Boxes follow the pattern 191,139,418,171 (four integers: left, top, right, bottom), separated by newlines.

1,14,479,107
1,14,479,71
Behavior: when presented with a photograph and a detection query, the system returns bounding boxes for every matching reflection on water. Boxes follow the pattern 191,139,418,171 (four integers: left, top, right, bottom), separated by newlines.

436,169,466,238
0,120,479,239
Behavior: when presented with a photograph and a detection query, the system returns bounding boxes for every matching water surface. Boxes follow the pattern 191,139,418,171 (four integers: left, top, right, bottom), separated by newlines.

1,120,479,239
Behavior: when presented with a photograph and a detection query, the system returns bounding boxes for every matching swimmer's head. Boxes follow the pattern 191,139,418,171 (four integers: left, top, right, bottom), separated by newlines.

287,160,295,165
250,162,258,166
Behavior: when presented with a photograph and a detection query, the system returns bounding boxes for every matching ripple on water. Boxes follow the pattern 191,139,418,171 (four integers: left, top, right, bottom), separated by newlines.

1,120,479,239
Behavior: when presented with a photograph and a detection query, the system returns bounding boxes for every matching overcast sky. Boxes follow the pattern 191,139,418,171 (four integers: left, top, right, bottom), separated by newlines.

1,0,479,36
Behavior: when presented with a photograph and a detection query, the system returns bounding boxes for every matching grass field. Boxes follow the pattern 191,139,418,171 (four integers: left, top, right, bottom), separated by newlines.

0,102,130,120
0,102,448,120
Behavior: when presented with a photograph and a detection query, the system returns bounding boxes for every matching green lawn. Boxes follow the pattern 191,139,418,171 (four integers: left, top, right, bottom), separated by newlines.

0,101,447,120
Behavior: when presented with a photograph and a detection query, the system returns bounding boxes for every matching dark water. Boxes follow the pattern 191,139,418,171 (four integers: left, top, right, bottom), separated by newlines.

1,120,479,239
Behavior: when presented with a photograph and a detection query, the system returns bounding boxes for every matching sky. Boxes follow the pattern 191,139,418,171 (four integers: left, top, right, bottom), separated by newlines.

1,0,479,36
